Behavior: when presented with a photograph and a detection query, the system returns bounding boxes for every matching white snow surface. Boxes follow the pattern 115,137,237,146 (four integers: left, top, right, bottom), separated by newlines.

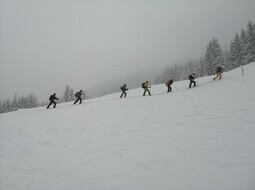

1,63,255,190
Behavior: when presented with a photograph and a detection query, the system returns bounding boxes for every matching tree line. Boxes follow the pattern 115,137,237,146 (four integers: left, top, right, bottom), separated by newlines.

0,85,77,114
156,20,255,83
1,20,255,114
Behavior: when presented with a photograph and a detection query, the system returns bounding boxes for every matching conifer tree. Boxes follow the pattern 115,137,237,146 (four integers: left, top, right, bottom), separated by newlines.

2,99,11,113
11,94,19,111
205,41,213,75
205,38,224,75
229,33,242,69
244,20,255,64
0,101,3,113
198,57,206,77
69,88,75,101
240,29,247,65
26,94,38,108
62,85,75,102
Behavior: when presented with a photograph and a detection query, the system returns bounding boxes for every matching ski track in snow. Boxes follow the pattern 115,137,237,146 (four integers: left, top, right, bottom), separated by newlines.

1,63,255,190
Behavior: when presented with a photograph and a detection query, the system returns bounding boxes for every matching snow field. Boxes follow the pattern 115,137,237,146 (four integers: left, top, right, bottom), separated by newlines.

0,63,255,190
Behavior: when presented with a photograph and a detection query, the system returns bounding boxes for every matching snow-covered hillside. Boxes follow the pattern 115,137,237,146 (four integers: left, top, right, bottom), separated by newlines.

1,63,255,190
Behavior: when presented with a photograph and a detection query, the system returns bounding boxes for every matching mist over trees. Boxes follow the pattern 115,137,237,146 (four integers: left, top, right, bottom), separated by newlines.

1,20,255,114
156,20,255,83
86,70,161,99
0,85,77,114
60,85,75,103
0,94,39,113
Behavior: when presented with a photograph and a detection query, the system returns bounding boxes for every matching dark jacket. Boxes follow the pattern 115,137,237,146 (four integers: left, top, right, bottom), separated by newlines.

189,74,196,81
120,84,128,92
49,94,58,102
216,67,222,73
75,90,84,98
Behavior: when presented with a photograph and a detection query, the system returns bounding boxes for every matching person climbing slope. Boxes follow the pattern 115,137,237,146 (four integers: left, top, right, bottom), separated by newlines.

142,81,151,96
213,66,223,80
73,90,84,104
47,93,59,109
188,73,197,88
165,79,173,93
120,84,128,98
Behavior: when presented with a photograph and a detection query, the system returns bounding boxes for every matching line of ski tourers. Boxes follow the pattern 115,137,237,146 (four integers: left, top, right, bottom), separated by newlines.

47,67,223,109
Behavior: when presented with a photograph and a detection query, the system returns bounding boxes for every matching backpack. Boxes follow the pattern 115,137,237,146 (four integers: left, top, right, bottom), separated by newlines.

217,67,222,73
188,75,193,80
165,80,172,86
49,95,54,101
142,82,145,88
75,92,79,97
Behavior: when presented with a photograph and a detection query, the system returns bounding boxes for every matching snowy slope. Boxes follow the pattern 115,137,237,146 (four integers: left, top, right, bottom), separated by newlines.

1,63,255,190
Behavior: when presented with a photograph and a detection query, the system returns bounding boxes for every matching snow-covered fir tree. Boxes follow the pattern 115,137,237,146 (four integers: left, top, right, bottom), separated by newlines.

17,96,26,109
180,61,197,80
244,20,255,65
0,101,4,113
198,57,206,77
11,94,19,111
70,88,75,101
62,85,75,102
205,40,214,75
26,94,39,108
1,99,11,113
222,49,231,71
211,38,224,71
162,66,171,83
229,33,242,70
205,38,224,75
240,29,247,66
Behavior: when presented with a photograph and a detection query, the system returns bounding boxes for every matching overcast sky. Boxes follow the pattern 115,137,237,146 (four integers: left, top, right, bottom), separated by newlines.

1,0,255,101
